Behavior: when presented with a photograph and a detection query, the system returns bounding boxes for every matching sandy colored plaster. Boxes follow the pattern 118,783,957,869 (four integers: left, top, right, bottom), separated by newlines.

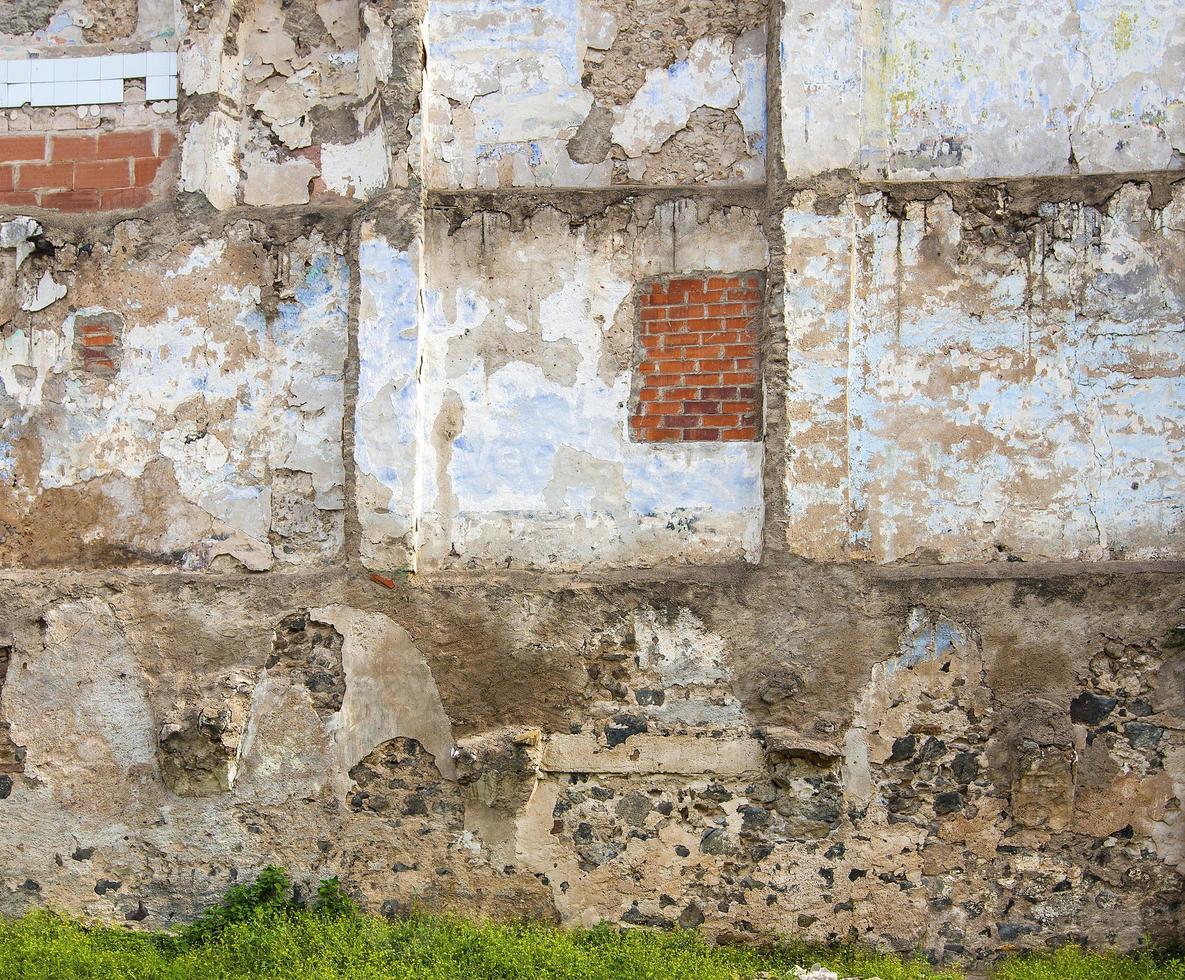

0,228,348,570
422,0,766,189
783,182,1185,563
541,732,765,776
400,201,766,570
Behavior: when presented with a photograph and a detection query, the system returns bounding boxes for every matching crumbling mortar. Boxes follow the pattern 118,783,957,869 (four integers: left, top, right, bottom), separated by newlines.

770,169,1185,223
427,187,767,235
758,0,790,566
338,215,365,566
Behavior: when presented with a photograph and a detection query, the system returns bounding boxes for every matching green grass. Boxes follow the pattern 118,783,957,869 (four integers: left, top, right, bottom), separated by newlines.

0,868,1180,979
0,911,956,980
991,945,1185,980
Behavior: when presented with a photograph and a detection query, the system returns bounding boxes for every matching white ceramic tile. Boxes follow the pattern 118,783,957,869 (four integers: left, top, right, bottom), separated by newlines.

0,51,175,107
122,52,147,78
30,81,54,106
99,54,123,80
51,80,77,105
76,57,101,81
97,78,123,104
145,75,178,101
146,52,173,76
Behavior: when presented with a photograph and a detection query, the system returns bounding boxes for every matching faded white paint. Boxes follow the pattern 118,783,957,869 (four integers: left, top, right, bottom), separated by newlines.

783,184,1185,563
405,201,765,569
355,227,423,570
423,0,765,188
781,0,1185,179
781,0,862,177
0,233,348,569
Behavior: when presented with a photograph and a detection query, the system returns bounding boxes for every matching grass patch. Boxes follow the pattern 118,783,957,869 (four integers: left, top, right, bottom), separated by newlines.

0,868,1180,979
991,945,1185,980
0,911,953,980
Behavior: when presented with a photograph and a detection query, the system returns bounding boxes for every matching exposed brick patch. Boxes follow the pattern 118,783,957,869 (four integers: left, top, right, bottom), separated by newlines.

75,312,122,376
15,162,73,191
0,127,177,212
630,274,763,443
0,135,48,163
75,159,133,190
50,134,100,162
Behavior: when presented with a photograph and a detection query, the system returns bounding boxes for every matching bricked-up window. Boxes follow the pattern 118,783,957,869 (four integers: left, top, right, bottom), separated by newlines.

630,274,763,443
0,129,176,212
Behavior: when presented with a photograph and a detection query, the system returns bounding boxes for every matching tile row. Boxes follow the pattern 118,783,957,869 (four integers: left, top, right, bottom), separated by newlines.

0,52,177,107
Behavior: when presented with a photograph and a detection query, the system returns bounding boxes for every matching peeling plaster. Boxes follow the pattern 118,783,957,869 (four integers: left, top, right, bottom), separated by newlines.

783,184,1185,563
0,232,348,569
396,201,766,570
423,0,765,188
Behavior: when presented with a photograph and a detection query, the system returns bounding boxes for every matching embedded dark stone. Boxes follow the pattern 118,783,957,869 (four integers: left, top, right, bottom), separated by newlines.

1124,722,1163,750
889,734,916,762
935,791,964,815
917,737,947,763
615,791,653,826
1070,692,1118,725
952,751,980,784
605,715,647,748
621,904,671,929
700,828,729,854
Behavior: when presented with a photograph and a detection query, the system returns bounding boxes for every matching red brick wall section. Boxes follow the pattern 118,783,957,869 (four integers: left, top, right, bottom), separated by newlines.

0,128,177,212
630,274,763,443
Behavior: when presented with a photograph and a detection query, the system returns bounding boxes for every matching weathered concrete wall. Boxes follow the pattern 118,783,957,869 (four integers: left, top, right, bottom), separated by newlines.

1,216,349,569
781,0,1185,179
422,0,766,188
0,570,1182,959
356,196,767,571
0,0,1183,966
783,182,1185,563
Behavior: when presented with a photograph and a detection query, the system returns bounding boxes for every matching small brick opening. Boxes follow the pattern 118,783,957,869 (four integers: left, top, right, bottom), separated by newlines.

74,311,122,376
629,273,763,443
